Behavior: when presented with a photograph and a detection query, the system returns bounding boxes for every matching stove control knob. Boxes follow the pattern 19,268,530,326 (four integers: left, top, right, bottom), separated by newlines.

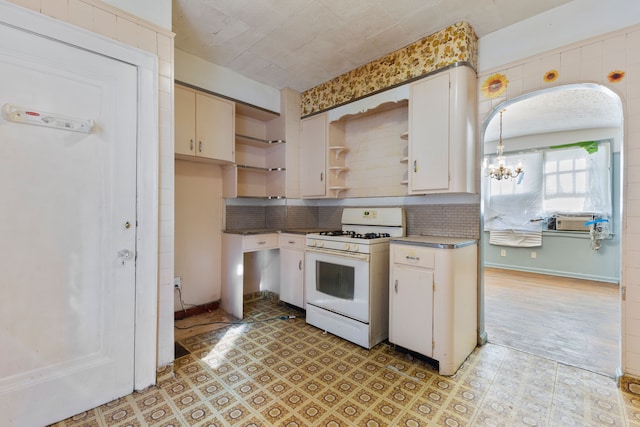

309,240,316,247
345,243,350,251
353,244,359,252
318,241,324,248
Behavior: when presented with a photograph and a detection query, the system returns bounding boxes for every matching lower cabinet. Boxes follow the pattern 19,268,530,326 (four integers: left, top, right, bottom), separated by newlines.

279,234,305,308
390,261,434,358
389,237,477,375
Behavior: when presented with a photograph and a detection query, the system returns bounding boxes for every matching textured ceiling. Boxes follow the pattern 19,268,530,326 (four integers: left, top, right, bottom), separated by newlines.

172,0,572,92
483,86,624,142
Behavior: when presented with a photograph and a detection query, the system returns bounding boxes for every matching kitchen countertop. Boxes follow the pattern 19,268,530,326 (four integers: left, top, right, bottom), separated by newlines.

391,235,477,249
223,228,334,236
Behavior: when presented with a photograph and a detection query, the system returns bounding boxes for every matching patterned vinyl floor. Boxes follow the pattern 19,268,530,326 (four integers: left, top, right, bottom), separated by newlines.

52,297,640,426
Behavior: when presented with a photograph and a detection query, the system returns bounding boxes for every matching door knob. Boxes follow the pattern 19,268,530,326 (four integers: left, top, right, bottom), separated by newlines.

118,249,132,266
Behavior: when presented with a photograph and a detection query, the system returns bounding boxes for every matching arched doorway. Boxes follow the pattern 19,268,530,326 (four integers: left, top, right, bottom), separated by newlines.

479,84,624,376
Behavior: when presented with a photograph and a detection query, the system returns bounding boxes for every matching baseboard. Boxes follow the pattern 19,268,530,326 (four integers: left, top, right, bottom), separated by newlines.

619,373,640,394
174,301,219,320
483,263,619,284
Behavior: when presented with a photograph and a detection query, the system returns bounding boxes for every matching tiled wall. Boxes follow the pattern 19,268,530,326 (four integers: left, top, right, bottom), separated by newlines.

477,24,640,377
226,204,479,239
7,0,177,368
301,22,477,116
342,105,409,198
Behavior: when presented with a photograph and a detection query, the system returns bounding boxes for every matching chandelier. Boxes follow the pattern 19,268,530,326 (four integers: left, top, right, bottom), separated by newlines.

487,109,523,181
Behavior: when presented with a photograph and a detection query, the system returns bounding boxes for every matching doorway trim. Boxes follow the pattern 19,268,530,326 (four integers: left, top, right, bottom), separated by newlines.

477,83,624,376
0,2,159,389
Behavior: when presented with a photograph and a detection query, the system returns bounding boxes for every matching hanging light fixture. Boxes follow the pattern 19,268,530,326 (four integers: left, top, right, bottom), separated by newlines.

488,109,523,181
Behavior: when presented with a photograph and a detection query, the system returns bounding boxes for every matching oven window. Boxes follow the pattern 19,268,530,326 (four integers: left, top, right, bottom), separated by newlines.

316,260,355,300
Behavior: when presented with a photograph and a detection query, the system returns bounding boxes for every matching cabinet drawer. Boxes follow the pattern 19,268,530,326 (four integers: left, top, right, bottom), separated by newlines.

243,234,278,252
279,234,305,250
392,245,435,269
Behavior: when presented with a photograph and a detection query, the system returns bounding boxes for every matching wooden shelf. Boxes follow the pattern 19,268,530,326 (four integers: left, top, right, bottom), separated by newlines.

329,146,348,159
329,166,348,177
236,134,285,147
329,186,348,197
237,164,285,172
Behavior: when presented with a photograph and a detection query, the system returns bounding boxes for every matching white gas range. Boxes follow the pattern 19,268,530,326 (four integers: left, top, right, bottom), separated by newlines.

304,207,405,349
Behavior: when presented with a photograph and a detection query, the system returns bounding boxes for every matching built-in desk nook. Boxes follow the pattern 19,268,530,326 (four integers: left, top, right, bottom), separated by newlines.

221,231,280,319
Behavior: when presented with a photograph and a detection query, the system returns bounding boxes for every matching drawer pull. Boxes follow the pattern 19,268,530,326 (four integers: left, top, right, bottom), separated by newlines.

288,240,296,244
298,260,302,270
199,141,203,152
258,241,266,245
406,255,420,261
394,279,398,293
190,139,194,151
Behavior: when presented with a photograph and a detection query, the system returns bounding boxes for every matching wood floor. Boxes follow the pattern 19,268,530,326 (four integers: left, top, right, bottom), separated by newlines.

484,267,620,377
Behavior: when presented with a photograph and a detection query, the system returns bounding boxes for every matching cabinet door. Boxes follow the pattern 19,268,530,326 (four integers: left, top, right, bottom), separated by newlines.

280,247,304,308
409,72,450,193
300,114,327,198
196,92,235,162
390,264,433,357
175,85,196,156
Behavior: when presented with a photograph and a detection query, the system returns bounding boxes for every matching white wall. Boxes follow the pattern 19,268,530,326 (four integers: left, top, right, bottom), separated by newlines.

477,17,640,376
479,0,640,72
101,0,171,30
175,49,281,113
174,160,224,311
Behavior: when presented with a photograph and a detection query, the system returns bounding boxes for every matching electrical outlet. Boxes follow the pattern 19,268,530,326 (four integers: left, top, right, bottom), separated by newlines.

174,276,182,289
500,249,507,257
531,251,537,259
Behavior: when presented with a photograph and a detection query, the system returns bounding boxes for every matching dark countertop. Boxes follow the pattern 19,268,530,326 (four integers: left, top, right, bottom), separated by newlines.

223,228,334,235
390,235,477,249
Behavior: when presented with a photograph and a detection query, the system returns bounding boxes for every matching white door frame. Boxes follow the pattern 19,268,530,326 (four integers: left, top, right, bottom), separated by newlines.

0,2,159,389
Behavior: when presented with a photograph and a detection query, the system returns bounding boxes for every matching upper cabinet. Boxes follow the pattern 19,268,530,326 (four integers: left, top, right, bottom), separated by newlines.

175,84,235,164
408,66,477,194
300,113,346,199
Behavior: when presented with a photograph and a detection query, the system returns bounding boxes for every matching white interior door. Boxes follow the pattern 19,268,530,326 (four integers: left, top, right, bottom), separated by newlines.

0,20,138,427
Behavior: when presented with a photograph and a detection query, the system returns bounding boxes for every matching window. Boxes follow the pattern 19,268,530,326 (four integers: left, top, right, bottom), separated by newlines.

484,141,612,232
543,144,611,215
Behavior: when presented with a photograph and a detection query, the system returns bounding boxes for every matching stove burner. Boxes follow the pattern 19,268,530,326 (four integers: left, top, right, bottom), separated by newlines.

319,230,390,239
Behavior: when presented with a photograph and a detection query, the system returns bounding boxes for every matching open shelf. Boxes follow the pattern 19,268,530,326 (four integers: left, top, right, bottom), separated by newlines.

235,134,285,147
237,164,285,172
329,146,348,159
329,166,348,177
329,186,348,197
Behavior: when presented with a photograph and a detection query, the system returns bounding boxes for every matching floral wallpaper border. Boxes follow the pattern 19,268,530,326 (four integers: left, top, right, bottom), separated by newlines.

300,21,478,116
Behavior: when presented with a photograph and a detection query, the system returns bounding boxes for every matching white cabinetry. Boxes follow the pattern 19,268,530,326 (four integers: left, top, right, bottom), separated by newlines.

221,233,279,319
223,105,287,199
389,237,477,375
175,84,235,163
408,66,476,194
300,113,347,198
279,234,305,308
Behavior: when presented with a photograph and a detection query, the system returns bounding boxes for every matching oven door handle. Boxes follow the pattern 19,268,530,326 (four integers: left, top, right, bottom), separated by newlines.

305,247,370,261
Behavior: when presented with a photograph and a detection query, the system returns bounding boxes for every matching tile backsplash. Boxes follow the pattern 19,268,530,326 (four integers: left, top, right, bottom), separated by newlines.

226,203,479,239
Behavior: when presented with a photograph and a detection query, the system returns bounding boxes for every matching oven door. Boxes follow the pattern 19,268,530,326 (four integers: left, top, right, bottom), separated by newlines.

305,247,370,323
